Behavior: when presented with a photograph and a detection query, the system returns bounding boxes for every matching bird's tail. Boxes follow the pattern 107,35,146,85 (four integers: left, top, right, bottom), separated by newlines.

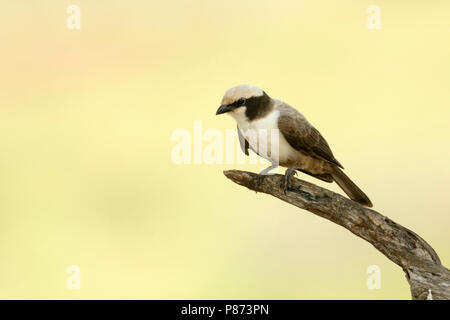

331,167,373,207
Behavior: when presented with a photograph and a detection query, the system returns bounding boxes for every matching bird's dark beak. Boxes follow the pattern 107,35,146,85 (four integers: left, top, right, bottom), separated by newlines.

216,105,233,115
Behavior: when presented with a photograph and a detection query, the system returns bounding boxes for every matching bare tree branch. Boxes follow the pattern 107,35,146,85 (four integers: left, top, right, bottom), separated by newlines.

223,170,450,300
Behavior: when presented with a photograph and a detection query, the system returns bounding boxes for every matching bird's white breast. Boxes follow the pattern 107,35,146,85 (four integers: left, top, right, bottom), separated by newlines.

232,108,301,164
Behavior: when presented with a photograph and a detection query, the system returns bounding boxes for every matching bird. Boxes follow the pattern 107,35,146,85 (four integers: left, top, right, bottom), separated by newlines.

216,84,373,207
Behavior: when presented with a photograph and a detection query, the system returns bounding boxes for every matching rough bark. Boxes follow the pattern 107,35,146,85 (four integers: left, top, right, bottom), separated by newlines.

223,170,450,300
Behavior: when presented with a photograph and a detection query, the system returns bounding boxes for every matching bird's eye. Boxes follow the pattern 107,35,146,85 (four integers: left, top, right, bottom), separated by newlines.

237,99,246,106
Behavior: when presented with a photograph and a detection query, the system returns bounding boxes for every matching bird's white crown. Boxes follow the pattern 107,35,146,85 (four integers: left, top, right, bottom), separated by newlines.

221,84,263,106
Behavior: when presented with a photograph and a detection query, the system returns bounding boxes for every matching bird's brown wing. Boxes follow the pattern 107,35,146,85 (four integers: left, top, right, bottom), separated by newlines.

237,126,249,156
277,104,344,168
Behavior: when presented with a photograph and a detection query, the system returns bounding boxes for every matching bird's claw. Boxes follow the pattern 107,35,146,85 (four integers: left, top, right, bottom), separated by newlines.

281,168,297,195
253,174,266,189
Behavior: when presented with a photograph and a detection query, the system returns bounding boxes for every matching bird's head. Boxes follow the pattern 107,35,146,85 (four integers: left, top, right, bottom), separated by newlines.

216,84,272,121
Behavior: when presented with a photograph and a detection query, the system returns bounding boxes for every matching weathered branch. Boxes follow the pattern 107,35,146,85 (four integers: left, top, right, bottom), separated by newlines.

224,170,450,300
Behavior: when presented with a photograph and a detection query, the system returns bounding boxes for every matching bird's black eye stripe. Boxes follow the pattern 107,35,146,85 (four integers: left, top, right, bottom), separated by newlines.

233,98,245,106
227,98,247,108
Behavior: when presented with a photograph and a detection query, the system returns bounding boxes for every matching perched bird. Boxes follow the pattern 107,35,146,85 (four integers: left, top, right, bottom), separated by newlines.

216,84,372,207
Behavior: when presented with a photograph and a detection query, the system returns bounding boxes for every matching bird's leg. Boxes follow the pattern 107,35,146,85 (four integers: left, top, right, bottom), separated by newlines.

253,164,278,188
281,167,297,195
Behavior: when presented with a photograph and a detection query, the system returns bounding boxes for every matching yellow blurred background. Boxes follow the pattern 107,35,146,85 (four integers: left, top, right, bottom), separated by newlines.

0,0,449,299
